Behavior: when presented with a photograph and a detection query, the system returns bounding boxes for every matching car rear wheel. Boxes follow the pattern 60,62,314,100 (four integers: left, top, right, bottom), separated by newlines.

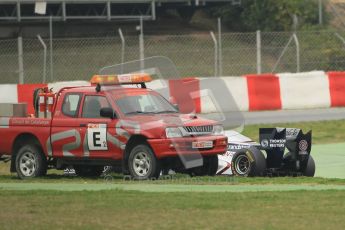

15,145,47,179
128,144,161,180
231,147,266,177
303,155,315,177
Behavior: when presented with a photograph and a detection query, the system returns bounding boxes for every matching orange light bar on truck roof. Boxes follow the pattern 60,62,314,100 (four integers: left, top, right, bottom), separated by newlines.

90,73,152,85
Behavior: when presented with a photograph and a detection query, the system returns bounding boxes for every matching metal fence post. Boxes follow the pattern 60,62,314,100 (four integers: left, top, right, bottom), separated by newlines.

151,0,156,20
256,30,262,74
139,16,144,70
319,0,323,25
37,35,47,83
17,36,24,84
118,28,125,73
49,15,53,82
272,34,294,73
210,31,218,77
292,33,300,72
218,17,222,76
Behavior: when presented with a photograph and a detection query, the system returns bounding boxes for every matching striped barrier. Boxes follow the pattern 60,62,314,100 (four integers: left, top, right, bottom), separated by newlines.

246,74,281,111
277,71,331,109
1,71,345,115
328,72,345,107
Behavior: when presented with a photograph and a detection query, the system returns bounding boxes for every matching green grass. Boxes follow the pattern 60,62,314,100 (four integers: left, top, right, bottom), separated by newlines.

1,173,345,185
0,119,344,229
0,189,344,230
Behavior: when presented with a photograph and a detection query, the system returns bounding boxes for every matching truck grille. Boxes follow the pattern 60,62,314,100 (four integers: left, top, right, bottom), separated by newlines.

183,125,213,135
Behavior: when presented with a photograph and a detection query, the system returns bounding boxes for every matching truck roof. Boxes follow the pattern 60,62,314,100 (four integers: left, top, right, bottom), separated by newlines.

61,85,152,94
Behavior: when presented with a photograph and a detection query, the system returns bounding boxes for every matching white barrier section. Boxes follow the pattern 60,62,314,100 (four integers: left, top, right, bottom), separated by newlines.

0,84,18,103
48,81,90,93
146,79,170,100
277,71,331,109
199,77,249,113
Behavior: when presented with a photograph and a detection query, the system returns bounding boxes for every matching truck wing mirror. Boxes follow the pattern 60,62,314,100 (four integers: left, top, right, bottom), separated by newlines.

100,107,116,119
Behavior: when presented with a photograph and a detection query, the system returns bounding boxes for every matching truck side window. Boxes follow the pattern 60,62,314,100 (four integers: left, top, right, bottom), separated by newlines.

82,95,110,118
62,94,81,117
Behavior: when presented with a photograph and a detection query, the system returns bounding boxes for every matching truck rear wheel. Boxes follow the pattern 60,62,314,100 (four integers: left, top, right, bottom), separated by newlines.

15,145,47,179
128,144,161,180
231,147,266,177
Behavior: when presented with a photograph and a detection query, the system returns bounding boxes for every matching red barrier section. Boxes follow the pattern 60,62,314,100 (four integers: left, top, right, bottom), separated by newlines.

17,84,47,115
246,74,282,111
328,72,345,107
168,78,201,113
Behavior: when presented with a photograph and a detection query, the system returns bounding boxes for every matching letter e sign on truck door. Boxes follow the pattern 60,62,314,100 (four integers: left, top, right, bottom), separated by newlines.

88,124,108,150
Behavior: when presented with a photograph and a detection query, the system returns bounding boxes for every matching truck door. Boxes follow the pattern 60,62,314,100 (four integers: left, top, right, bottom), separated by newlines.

77,95,122,159
50,93,84,158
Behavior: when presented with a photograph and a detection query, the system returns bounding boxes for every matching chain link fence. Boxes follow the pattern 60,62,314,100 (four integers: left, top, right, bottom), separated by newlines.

1,30,345,84
0,39,18,83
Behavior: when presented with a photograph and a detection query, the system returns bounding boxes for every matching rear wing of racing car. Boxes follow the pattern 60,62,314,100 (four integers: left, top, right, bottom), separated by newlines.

259,128,312,175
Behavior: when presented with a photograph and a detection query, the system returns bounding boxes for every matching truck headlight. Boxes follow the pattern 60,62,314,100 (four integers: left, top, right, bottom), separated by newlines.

165,127,183,138
212,125,224,135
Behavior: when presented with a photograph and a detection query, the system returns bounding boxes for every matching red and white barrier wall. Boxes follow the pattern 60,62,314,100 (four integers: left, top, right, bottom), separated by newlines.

1,71,345,115
198,71,345,113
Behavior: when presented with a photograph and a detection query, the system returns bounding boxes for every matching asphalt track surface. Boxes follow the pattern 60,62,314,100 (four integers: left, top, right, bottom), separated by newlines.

0,142,344,192
242,108,345,125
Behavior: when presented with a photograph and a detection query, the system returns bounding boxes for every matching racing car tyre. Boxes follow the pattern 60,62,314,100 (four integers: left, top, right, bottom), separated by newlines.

128,144,161,180
189,155,219,176
231,147,266,177
74,165,104,177
303,155,315,177
15,144,47,179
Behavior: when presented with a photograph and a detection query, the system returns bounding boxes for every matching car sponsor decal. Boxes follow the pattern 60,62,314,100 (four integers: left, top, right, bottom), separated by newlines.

261,138,286,148
228,144,250,150
222,150,235,157
216,162,231,175
299,140,308,151
298,139,308,155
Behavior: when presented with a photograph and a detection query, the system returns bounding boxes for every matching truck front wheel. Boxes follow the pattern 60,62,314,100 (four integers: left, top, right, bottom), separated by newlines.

128,144,161,180
15,145,47,179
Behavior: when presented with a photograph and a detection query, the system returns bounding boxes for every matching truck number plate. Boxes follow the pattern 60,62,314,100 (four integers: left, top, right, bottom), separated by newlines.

192,141,213,149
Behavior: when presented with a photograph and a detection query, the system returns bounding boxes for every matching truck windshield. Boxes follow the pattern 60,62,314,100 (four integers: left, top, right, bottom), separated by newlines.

115,93,178,115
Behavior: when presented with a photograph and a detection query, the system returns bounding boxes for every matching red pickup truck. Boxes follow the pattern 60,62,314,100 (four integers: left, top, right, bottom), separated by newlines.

0,74,227,179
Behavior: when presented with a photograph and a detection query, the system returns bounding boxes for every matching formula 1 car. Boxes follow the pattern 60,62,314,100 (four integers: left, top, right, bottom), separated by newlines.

217,128,315,177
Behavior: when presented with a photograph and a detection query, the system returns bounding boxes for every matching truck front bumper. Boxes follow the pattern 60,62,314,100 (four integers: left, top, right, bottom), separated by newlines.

147,135,228,159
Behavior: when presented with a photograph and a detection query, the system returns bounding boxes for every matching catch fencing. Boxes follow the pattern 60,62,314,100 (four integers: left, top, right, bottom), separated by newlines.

1,30,345,83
